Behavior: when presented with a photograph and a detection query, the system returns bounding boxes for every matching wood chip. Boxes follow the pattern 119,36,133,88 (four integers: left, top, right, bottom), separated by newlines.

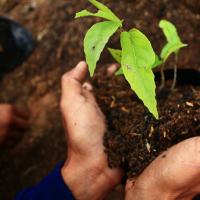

149,126,154,138
146,142,151,153
37,28,48,41
181,131,188,135
163,131,167,138
121,106,129,113
186,101,194,107
111,96,116,101
129,132,141,137
110,101,116,108
110,96,116,108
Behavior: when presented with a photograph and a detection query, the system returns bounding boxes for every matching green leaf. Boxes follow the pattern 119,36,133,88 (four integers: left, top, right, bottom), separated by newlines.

120,31,158,119
159,20,187,62
75,9,115,21
115,67,123,75
128,28,156,69
159,20,182,44
108,48,123,75
107,48,160,74
161,42,187,62
108,48,121,63
151,54,162,69
88,0,122,25
84,21,120,76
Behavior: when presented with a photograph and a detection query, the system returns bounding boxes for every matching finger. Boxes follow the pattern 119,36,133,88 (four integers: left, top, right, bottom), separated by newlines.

13,116,30,129
107,63,119,77
64,61,88,83
61,61,88,110
61,61,88,97
13,107,30,119
82,82,93,91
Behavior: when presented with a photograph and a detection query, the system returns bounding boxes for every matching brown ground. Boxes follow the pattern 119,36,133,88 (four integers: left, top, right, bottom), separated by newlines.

0,0,199,199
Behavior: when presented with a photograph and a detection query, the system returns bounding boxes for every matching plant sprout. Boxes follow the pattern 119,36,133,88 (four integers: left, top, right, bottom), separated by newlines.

75,0,160,119
159,20,187,90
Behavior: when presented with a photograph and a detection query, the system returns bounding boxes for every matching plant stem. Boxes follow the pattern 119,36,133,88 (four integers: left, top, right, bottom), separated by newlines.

171,53,178,90
159,62,166,90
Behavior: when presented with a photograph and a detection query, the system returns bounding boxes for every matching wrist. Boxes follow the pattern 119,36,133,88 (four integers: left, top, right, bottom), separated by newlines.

61,157,118,200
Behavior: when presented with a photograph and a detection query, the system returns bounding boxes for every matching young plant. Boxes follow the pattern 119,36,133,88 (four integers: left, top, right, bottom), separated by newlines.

159,20,187,90
75,0,158,119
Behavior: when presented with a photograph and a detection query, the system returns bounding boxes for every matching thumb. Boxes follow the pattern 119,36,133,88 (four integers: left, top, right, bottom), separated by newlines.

61,61,88,96
64,61,88,83
61,61,88,110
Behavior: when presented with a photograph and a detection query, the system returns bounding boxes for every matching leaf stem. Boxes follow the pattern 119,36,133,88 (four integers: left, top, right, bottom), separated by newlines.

171,53,178,90
159,62,166,90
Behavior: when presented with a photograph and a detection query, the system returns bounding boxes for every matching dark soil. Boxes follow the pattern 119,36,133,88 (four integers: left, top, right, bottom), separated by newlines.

0,0,199,199
94,68,200,177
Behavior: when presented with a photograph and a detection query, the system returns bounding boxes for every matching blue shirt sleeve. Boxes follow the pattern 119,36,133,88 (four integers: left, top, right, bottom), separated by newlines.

14,162,75,200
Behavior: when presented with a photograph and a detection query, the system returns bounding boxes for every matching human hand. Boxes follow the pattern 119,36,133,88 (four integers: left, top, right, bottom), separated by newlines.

60,61,123,200
0,104,29,144
125,137,200,200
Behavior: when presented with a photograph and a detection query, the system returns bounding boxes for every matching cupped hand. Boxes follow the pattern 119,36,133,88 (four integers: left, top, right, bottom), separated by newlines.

125,137,200,200
60,61,122,200
0,104,29,144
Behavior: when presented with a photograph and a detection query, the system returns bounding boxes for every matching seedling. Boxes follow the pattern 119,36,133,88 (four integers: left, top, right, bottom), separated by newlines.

159,20,187,90
75,0,159,119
